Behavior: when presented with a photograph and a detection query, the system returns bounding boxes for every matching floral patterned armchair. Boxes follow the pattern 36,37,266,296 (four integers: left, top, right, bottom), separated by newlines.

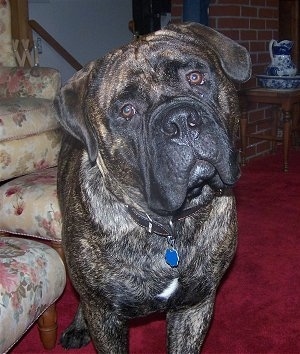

0,67,63,244
0,1,66,352
0,0,63,252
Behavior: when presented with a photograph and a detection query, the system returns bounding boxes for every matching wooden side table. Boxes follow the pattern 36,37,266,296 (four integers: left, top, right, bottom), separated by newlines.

239,88,300,172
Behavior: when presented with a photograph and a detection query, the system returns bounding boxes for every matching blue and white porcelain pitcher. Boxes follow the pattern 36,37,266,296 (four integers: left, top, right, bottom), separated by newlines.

266,39,297,76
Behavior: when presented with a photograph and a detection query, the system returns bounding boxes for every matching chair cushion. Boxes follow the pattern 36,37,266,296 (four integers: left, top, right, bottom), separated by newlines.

0,97,61,181
0,97,59,140
0,167,62,241
0,67,61,100
0,236,66,353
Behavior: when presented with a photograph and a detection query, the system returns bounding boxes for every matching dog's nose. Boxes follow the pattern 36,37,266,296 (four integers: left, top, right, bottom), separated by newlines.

161,107,202,141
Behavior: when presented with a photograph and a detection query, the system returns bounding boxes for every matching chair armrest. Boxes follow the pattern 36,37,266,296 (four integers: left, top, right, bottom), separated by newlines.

0,67,61,100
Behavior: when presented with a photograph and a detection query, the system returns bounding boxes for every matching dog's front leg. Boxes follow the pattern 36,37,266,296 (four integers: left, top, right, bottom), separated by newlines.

166,299,215,354
60,304,91,349
83,303,129,354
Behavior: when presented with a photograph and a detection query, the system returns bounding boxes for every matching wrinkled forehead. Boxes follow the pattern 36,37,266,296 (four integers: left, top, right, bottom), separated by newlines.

114,33,212,70
98,35,214,101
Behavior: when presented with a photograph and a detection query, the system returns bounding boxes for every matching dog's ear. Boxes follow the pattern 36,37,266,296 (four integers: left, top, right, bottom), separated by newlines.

167,22,252,83
54,61,99,163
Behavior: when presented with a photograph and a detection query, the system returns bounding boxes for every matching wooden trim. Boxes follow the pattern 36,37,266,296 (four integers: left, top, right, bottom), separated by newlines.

279,0,300,144
10,0,33,44
10,0,33,67
279,0,300,71
10,0,82,71
29,20,83,71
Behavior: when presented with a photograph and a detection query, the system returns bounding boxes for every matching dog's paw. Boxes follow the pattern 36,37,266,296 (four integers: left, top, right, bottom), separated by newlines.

60,326,91,349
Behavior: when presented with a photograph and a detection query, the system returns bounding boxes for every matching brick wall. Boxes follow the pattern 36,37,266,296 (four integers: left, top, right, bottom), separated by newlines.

171,0,280,161
171,0,183,22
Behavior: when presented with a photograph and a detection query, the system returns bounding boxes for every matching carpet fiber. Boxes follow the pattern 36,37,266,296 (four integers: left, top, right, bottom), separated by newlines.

11,150,300,353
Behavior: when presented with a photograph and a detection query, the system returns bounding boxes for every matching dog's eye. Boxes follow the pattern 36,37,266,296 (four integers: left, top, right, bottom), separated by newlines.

121,104,136,120
186,71,205,86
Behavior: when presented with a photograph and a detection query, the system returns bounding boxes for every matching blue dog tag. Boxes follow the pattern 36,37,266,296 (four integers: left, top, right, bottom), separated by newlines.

165,248,179,267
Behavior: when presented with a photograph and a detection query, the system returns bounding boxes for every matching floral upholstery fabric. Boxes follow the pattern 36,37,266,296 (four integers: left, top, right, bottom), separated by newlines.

0,94,62,181
0,128,61,182
0,167,62,241
0,1,17,67
0,236,66,353
0,67,61,100
0,4,65,352
0,97,59,138
0,66,62,182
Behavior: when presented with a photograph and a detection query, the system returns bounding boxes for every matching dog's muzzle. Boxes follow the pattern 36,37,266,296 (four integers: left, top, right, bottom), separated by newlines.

143,98,240,214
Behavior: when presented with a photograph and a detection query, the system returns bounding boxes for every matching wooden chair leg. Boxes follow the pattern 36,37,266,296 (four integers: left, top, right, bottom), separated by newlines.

37,303,58,349
271,107,280,153
239,109,248,166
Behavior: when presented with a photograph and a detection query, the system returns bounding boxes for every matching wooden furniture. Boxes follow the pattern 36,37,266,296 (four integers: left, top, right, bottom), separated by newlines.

239,88,300,172
279,0,299,72
279,0,300,134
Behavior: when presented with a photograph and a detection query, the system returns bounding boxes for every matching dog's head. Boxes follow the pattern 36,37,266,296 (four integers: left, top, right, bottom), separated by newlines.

55,23,251,216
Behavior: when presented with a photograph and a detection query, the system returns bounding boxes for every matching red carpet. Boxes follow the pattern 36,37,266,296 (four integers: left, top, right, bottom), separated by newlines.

11,150,300,354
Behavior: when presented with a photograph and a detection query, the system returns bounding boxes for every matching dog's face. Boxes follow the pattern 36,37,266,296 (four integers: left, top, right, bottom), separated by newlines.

55,23,251,215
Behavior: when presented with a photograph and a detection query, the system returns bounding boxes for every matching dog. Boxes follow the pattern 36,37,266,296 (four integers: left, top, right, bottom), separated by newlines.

54,22,251,353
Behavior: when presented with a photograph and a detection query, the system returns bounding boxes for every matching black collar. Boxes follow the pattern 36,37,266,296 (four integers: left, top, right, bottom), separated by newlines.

125,188,225,237
126,203,204,237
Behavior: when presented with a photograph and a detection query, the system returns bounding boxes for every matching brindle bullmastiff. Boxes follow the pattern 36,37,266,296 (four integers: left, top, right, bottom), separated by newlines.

54,22,251,353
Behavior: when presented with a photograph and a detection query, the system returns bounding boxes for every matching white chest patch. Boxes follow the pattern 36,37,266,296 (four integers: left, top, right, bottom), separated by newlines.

156,278,179,300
